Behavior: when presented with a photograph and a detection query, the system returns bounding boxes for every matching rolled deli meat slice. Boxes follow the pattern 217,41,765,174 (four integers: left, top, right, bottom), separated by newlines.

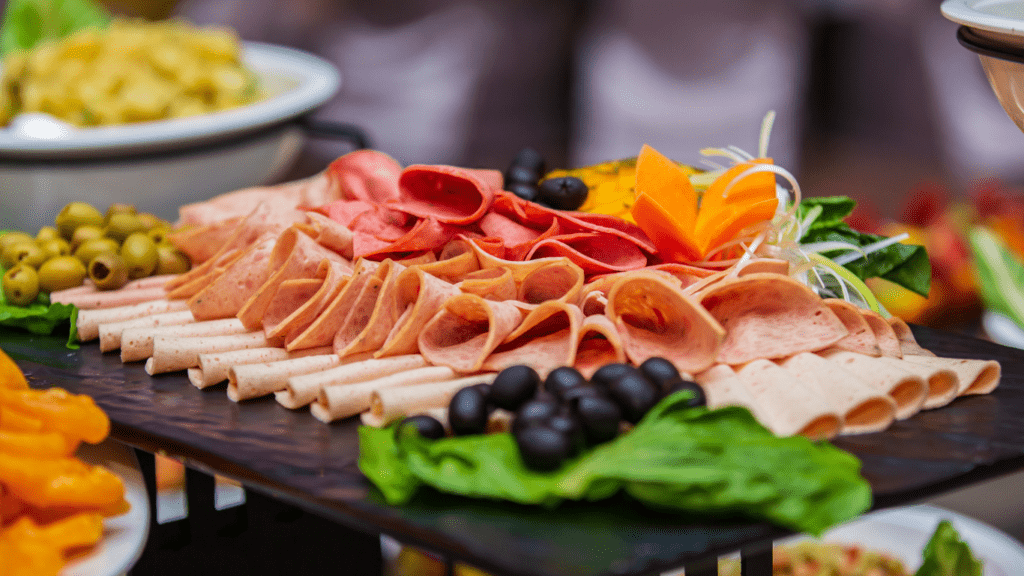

77,299,189,341
121,318,248,362
277,354,427,409
900,355,1001,396
376,267,460,357
55,286,169,310
861,309,903,358
266,259,350,342
146,331,272,375
573,315,626,378
227,354,342,402
458,267,518,302
873,356,958,409
777,352,896,435
310,365,458,423
735,359,842,440
887,316,937,357
482,301,584,377
418,294,525,373
822,299,881,357
699,273,849,365
393,164,497,225
363,373,498,428
333,260,407,357
606,271,724,374
819,350,928,420
98,310,195,352
694,364,772,424
517,260,584,306
189,346,333,389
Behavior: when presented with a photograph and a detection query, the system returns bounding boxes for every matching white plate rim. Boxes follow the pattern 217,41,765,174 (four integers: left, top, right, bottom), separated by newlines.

0,40,340,157
60,439,150,576
777,504,1024,575
942,0,1024,36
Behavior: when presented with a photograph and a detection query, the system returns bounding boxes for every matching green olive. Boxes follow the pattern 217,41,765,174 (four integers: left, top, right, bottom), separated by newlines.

55,202,104,240
103,213,146,243
155,244,190,275
2,265,40,306
104,203,137,225
38,238,71,261
0,231,34,253
73,237,119,267
1,241,45,269
147,226,172,245
70,224,105,252
88,253,129,291
37,255,87,293
35,226,60,243
136,212,164,231
120,233,158,280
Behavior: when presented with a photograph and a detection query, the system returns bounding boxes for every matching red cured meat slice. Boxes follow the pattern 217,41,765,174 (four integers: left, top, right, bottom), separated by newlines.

325,149,404,203
478,212,541,248
359,218,462,259
526,233,648,275
393,165,495,225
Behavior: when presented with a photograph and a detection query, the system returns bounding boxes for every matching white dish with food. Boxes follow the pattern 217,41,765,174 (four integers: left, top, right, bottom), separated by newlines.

942,0,1024,47
60,439,150,576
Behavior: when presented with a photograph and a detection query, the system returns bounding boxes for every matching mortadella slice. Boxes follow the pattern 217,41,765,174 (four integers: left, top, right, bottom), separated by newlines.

861,309,903,358
376,267,460,357
606,271,724,374
189,234,278,321
573,315,626,378
735,359,842,440
333,260,407,357
266,259,350,341
262,279,323,336
482,301,584,377
458,267,518,302
818,350,928,420
699,273,849,365
286,259,381,351
887,316,936,357
418,294,525,373
822,299,881,357
517,260,584,307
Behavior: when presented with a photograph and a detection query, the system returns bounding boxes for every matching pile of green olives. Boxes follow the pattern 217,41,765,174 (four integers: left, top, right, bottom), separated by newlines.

1,202,190,306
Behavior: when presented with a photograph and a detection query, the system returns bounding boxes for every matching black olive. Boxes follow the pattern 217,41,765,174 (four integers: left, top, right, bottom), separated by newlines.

537,177,588,211
515,426,571,472
574,395,622,445
639,356,685,395
664,380,708,408
590,363,640,391
448,386,490,436
507,181,540,202
490,365,540,411
505,165,541,187
397,415,446,440
470,383,493,403
511,397,560,436
560,384,603,409
510,147,546,175
546,414,586,456
544,366,587,400
607,371,661,424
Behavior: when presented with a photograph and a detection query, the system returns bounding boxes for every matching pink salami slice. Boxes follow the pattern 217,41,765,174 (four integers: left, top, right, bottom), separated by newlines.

393,165,496,225
418,294,525,373
333,260,407,357
266,259,350,341
573,315,626,378
517,260,584,306
377,266,460,357
325,149,404,203
822,299,881,357
526,233,648,275
262,279,323,336
483,301,584,377
176,172,339,228
189,234,278,321
287,259,382,350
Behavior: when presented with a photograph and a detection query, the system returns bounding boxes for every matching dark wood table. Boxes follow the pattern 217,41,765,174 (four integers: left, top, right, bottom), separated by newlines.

2,324,1023,576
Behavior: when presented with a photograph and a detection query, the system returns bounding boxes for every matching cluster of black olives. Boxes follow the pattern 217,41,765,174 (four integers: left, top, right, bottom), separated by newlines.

503,147,589,211
401,358,707,473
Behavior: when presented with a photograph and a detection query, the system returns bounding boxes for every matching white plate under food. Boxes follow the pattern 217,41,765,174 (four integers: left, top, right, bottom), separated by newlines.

60,440,150,576
942,0,1024,48
776,504,1024,575
0,41,341,158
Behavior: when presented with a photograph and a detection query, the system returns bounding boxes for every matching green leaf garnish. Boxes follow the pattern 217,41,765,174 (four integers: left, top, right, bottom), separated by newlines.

1,0,110,56
0,261,79,347
915,520,983,576
969,226,1024,330
359,392,871,536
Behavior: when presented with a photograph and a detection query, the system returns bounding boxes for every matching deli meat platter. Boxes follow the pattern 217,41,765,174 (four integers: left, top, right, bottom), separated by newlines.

3,323,1023,576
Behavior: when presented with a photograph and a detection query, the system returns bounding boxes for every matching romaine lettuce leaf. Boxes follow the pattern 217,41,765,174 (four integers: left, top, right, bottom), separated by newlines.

0,263,79,347
915,520,983,576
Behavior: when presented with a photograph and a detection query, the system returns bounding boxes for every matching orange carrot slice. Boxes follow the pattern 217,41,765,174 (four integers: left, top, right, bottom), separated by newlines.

630,193,701,262
698,158,775,219
636,145,698,233
698,198,780,255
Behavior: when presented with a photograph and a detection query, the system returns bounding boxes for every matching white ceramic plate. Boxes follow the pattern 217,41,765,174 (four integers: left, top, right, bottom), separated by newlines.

60,440,150,576
0,41,340,158
943,0,1024,47
778,504,1024,575
983,310,1024,349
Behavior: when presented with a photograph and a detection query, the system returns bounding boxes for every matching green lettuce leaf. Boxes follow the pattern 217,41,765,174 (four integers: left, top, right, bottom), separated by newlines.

801,221,931,298
359,392,872,536
915,520,983,576
797,196,857,230
968,226,1024,330
1,0,110,55
0,262,79,347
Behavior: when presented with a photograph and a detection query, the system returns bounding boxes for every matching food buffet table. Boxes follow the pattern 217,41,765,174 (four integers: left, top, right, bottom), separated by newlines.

2,323,1022,576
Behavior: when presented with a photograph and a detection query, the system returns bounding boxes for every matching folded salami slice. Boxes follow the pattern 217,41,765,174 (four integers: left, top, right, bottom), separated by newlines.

392,165,497,225
311,365,458,423
580,292,607,316
415,240,481,283
573,315,626,378
735,359,842,440
376,267,460,357
266,259,350,342
262,279,323,336
901,355,1001,396
303,211,354,259
325,149,404,204
165,216,242,266
238,227,351,331
887,316,936,357
819,350,928,420
146,331,271,375
699,273,848,365
189,234,278,321
227,354,342,402
285,259,382,351
277,354,427,409
418,294,525,373
333,260,407,357
189,346,333,389
121,318,248,362
359,217,462,259
176,172,338,228
606,271,724,374
518,260,584,307
822,299,881,357
861,309,903,358
778,353,896,435
458,267,517,302
874,356,958,409
363,373,497,428
166,249,243,300
99,310,195,352
77,299,189,341
526,233,648,276
482,301,584,377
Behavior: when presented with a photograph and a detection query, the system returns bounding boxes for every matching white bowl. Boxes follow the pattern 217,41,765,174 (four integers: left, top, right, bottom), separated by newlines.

0,41,343,231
